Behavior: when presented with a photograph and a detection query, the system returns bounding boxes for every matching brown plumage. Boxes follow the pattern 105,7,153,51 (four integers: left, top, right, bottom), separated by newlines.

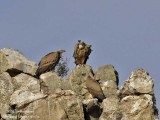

36,49,65,78
85,75,105,101
73,40,92,66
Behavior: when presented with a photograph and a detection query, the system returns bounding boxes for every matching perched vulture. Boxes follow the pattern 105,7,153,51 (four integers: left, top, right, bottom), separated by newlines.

73,40,92,66
85,75,105,101
36,49,65,78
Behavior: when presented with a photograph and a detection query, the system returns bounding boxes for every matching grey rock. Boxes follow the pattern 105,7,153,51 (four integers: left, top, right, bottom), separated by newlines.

119,68,158,120
10,88,47,109
19,89,84,120
120,94,158,120
0,72,14,116
95,64,119,84
120,69,154,96
95,64,119,97
12,73,40,93
99,96,121,120
0,48,37,76
40,72,71,94
67,65,94,99
10,74,46,110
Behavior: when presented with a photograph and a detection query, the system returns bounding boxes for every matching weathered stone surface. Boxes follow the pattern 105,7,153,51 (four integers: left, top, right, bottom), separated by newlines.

95,64,119,84
0,48,37,76
8,73,47,109
0,72,14,115
68,65,94,99
83,99,101,120
120,94,158,120
10,88,47,109
99,80,118,97
119,68,159,120
40,72,71,93
95,65,119,97
12,73,40,93
99,96,121,120
120,69,154,96
19,89,84,120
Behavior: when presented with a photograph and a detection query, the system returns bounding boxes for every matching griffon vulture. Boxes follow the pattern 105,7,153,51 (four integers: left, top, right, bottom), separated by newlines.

73,40,92,66
84,74,105,101
36,49,65,78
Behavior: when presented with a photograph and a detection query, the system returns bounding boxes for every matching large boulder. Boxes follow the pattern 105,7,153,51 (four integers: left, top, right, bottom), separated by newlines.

12,73,40,92
68,65,94,100
119,69,158,120
0,72,14,116
9,73,47,109
10,88,47,109
68,65,104,120
40,72,71,94
95,65,118,83
99,96,121,120
120,69,154,96
18,89,84,120
95,65,119,97
120,94,158,120
0,48,37,76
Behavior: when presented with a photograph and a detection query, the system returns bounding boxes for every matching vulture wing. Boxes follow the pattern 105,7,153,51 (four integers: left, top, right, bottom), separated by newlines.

86,76,105,100
73,43,79,58
84,45,92,64
38,52,59,66
36,52,60,77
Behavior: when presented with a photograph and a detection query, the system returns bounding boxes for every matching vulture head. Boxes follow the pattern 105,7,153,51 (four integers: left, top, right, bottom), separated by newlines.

78,40,86,49
57,49,66,55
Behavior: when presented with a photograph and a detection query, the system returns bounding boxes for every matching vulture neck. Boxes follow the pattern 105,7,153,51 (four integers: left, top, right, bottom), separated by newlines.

79,44,83,49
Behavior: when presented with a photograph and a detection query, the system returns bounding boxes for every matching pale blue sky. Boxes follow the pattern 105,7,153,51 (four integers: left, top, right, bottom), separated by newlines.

0,0,160,115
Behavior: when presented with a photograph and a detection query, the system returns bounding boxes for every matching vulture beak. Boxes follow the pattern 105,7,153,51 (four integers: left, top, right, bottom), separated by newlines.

58,49,66,53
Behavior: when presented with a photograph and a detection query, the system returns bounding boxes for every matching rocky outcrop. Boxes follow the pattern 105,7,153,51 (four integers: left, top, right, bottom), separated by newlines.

0,48,37,76
120,94,157,120
119,69,158,120
120,69,153,95
99,96,121,120
12,73,40,92
67,65,101,120
99,68,159,120
95,64,119,97
9,73,47,109
95,65,120,120
0,72,14,116
40,72,71,94
68,65,94,100
17,89,84,120
0,48,158,120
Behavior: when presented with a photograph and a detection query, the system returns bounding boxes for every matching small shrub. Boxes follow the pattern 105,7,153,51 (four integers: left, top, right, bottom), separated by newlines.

55,57,69,78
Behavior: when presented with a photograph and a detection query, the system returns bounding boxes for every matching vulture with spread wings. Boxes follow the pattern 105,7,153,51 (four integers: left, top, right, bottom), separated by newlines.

73,40,92,66
36,49,65,78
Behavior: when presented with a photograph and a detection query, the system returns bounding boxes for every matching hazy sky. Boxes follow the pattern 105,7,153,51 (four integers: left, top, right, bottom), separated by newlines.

0,0,160,115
